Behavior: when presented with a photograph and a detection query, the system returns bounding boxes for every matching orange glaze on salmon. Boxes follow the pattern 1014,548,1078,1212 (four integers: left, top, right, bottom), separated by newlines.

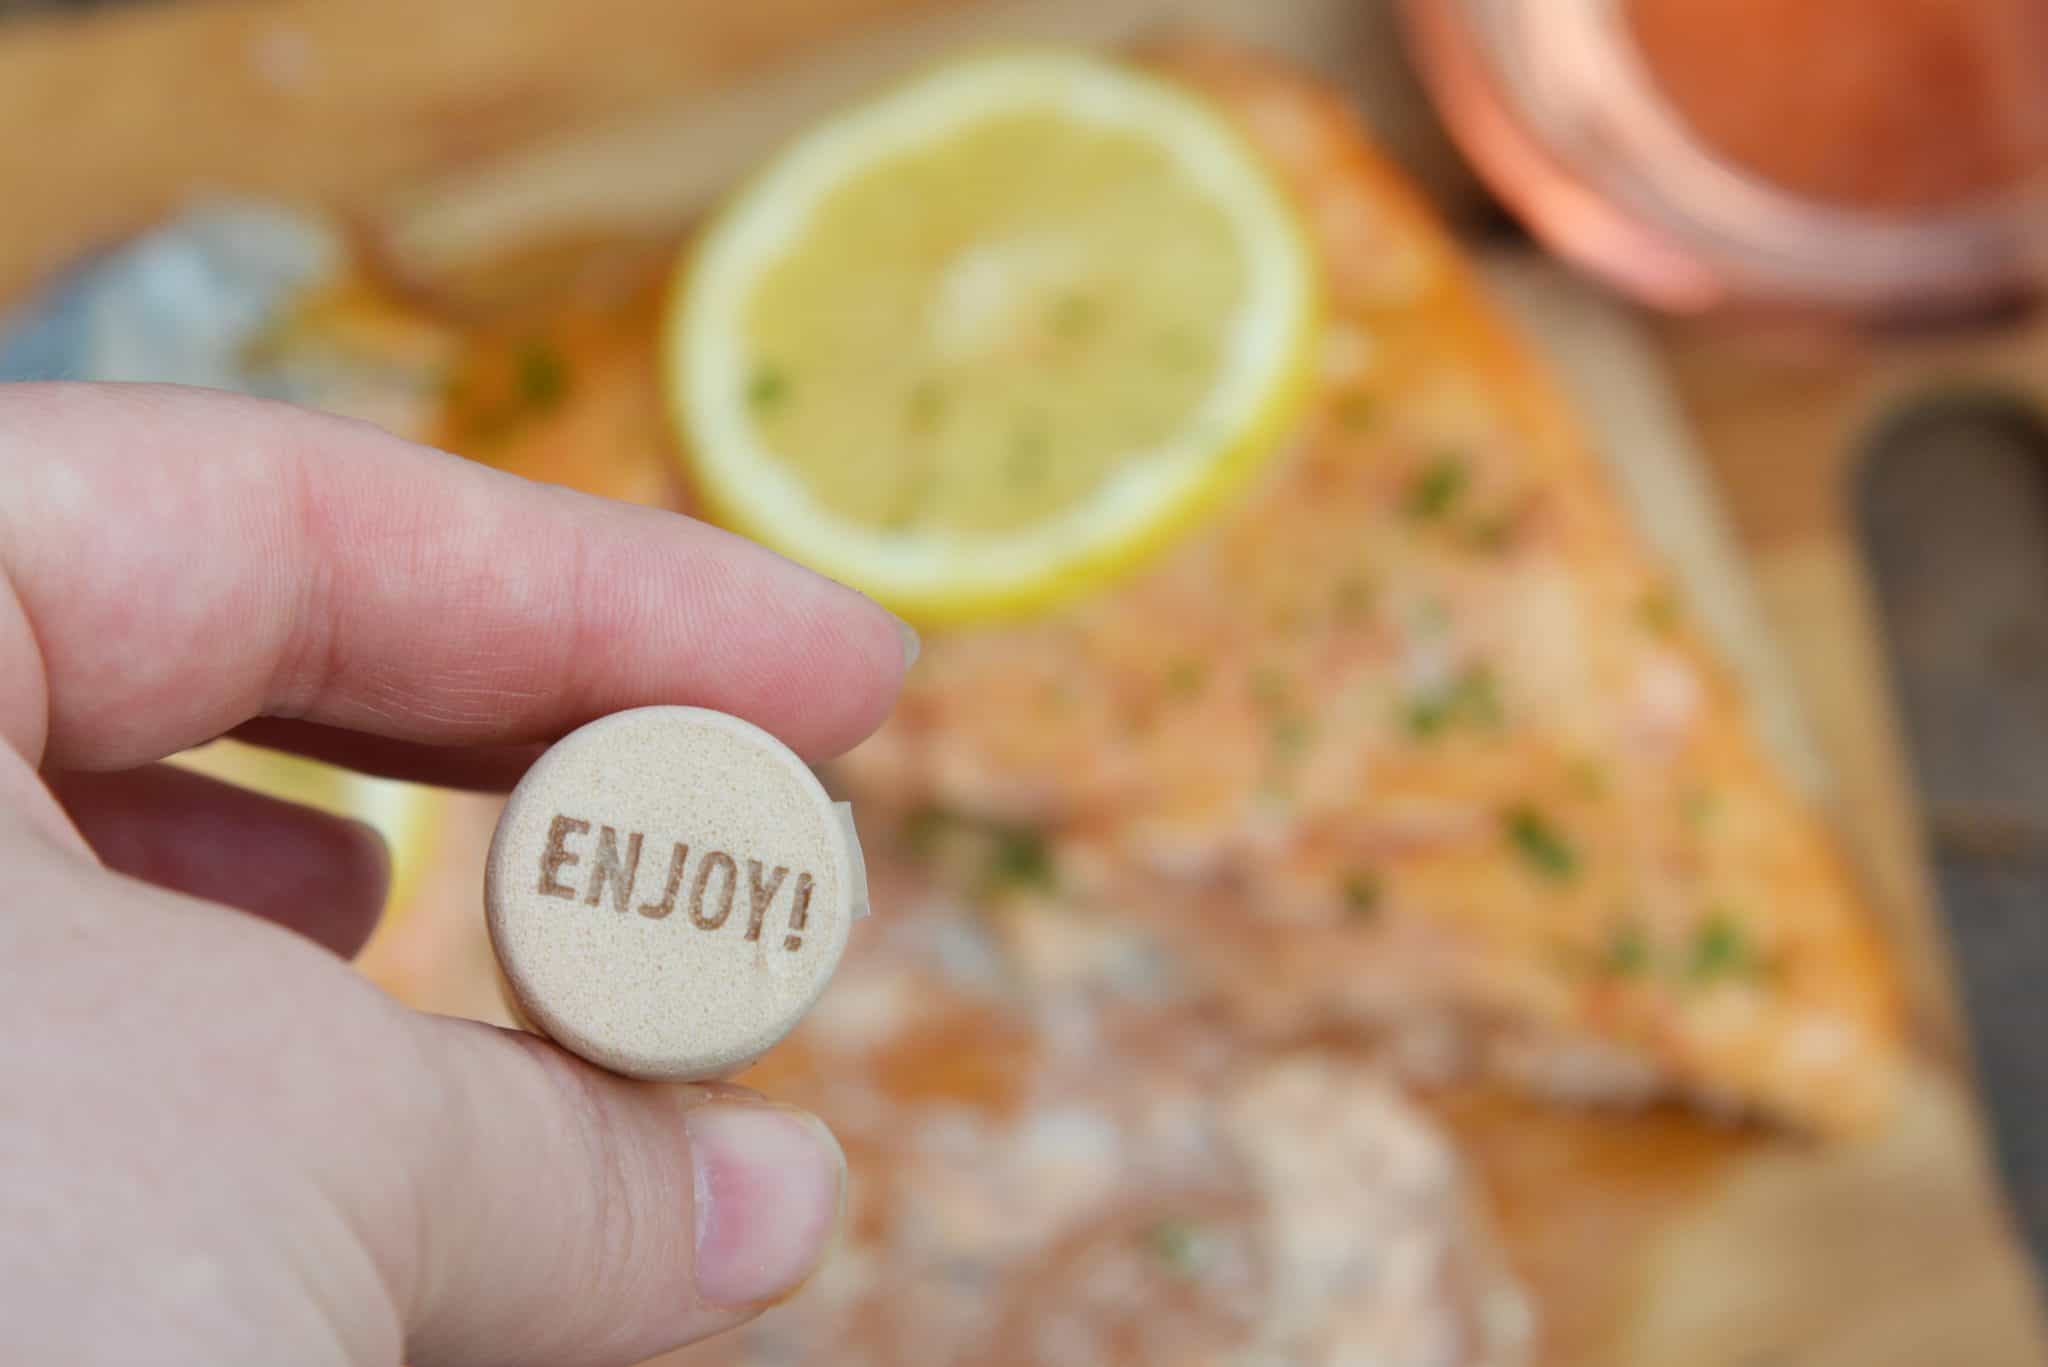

836,41,1903,1134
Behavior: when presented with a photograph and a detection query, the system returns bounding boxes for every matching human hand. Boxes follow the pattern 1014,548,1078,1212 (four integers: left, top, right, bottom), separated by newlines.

0,384,913,1366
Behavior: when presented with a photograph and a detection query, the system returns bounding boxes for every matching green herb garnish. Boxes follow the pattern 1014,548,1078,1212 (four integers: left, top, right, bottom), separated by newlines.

1402,667,1501,739
1604,920,1651,976
985,826,1056,893
1342,872,1383,922
747,365,790,412
1405,455,1467,521
1145,1218,1206,1275
1507,805,1578,880
901,804,957,857
1270,713,1313,762
1469,510,1518,552
907,807,1058,894
1164,658,1208,698
1687,912,1756,983
515,341,568,410
1455,668,1502,727
1404,695,1451,739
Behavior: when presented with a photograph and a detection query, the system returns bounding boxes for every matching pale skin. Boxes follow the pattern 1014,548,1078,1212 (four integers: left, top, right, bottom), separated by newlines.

0,383,915,1366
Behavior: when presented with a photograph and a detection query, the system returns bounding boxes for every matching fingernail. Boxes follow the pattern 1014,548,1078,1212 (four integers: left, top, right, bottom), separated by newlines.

894,616,921,672
685,1104,844,1308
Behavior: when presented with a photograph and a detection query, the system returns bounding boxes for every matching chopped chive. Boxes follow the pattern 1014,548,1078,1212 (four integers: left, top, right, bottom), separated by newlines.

1402,667,1500,739
1403,695,1451,739
985,826,1055,893
1506,805,1578,880
1404,455,1467,521
909,807,1058,895
1569,758,1609,798
1270,713,1313,762
901,804,956,857
1469,511,1517,552
1145,1218,1205,1275
747,365,790,412
1681,788,1720,828
515,340,568,410
1604,920,1651,976
1164,657,1208,698
1455,668,1502,728
1687,912,1755,983
1342,872,1383,922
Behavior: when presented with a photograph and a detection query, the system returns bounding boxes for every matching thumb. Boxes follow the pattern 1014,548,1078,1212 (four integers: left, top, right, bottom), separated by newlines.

394,1014,843,1367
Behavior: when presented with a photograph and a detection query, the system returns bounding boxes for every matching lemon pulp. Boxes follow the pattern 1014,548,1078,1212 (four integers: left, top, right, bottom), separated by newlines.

669,53,1319,623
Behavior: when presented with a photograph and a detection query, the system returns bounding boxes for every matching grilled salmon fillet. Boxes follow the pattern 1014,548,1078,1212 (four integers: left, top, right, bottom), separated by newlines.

836,41,1904,1134
385,39,1902,1134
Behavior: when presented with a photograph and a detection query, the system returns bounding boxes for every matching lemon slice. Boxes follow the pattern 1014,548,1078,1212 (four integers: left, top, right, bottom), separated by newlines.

667,51,1319,622
169,741,440,948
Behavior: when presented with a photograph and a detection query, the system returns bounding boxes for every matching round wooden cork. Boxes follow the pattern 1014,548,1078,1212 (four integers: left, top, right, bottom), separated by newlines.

485,706,864,1080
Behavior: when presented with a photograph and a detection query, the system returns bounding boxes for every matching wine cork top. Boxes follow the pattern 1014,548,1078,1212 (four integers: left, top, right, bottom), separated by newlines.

486,706,865,1081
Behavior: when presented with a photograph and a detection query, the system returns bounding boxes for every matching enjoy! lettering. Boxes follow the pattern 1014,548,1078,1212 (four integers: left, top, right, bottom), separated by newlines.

534,813,816,951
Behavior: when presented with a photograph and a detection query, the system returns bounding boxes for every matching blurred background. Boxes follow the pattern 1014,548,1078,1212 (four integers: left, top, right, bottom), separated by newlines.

1,1,2044,1364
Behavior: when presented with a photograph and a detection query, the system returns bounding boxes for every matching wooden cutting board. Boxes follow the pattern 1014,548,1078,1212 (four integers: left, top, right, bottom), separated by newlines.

4,0,2042,1361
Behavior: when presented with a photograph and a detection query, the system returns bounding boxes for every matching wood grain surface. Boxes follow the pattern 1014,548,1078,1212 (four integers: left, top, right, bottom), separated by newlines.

0,0,1488,307
0,0,959,301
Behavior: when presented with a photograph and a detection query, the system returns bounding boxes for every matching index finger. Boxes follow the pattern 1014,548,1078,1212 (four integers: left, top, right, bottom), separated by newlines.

0,383,914,773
